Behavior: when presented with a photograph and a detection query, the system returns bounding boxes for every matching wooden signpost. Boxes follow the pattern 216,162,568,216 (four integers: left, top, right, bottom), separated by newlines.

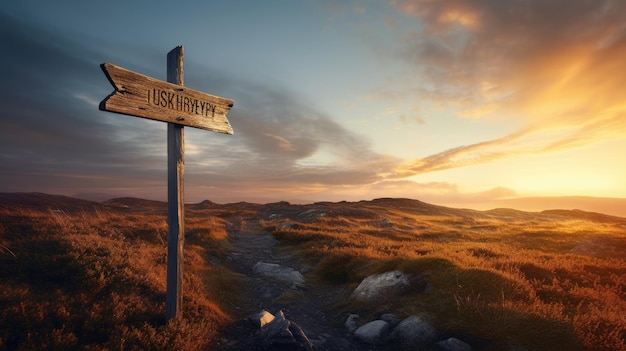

99,46,234,321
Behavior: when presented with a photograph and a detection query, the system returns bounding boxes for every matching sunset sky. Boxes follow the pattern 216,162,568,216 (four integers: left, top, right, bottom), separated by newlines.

1,1,625,214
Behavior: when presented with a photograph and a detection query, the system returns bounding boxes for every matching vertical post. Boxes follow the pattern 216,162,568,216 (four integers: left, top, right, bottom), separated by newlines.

166,46,184,321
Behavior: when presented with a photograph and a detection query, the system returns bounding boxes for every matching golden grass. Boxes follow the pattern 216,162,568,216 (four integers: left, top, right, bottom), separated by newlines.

2,197,624,350
0,204,239,351
261,204,626,351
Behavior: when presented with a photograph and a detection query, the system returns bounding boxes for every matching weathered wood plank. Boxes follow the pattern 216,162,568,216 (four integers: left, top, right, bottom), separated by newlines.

99,62,234,134
99,45,235,323
166,46,185,322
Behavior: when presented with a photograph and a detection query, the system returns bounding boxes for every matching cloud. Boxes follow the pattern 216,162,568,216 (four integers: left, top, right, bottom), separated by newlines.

5,2,623,203
378,0,626,177
187,96,401,187
0,14,162,180
0,12,400,201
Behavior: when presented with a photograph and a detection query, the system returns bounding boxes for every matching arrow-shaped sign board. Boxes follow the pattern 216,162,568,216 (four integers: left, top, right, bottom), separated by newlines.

99,63,234,134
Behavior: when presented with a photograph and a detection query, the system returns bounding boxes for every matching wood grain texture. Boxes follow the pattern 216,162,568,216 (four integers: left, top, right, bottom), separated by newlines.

99,62,234,134
166,46,185,322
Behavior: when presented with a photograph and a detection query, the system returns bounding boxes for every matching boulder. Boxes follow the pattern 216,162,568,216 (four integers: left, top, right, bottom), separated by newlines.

258,310,313,351
436,337,473,351
253,262,305,289
351,271,411,302
354,320,391,345
389,315,437,345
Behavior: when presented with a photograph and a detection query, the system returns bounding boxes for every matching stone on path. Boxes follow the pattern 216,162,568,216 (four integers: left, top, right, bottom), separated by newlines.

344,314,360,333
354,320,391,345
249,309,275,328
388,315,437,345
253,262,305,289
258,310,313,351
351,271,411,302
436,337,473,351
380,313,400,327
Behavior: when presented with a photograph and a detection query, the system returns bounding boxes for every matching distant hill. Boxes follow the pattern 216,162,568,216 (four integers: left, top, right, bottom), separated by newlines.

0,192,101,213
0,193,264,214
489,196,626,218
104,197,168,213
1,192,624,220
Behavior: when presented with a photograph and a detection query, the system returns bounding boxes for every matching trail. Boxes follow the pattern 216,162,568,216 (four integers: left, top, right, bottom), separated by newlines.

212,216,371,350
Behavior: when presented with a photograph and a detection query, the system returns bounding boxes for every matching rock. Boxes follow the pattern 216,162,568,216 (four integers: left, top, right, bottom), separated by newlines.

259,285,284,299
354,320,391,345
380,313,401,327
351,271,411,302
389,315,437,345
436,337,473,351
253,262,305,289
259,310,313,350
345,314,360,333
249,310,275,328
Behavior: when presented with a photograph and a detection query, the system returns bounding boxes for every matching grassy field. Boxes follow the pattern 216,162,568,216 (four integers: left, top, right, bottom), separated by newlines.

1,194,625,350
261,198,626,351
0,194,247,351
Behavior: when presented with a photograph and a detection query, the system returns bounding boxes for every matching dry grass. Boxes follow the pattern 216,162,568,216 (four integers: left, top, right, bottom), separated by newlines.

261,201,626,351
2,196,625,350
0,202,240,351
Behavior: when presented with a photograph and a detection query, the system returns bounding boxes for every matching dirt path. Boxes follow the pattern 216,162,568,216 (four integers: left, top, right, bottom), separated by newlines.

212,217,371,350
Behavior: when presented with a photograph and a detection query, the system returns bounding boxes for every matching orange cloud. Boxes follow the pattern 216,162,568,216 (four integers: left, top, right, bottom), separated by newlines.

381,0,626,177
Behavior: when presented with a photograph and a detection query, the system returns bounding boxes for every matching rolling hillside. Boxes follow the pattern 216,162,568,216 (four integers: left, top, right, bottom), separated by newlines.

1,193,625,350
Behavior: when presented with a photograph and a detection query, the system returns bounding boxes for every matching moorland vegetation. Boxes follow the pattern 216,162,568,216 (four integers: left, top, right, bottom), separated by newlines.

0,194,244,350
261,198,626,350
0,194,625,350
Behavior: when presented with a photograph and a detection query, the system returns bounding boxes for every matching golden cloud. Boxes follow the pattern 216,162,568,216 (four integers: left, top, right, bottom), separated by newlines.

383,0,626,177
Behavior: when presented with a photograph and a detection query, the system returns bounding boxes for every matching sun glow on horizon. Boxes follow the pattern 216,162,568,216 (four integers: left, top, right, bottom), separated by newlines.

1,1,626,217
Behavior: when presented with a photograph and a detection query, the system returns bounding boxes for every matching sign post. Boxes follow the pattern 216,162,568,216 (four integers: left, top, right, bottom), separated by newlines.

99,46,234,321
166,47,185,320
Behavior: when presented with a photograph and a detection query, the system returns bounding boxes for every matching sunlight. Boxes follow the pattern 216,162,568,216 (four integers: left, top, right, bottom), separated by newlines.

512,171,614,197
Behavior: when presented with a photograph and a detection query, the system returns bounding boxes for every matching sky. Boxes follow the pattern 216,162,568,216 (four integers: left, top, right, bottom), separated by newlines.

1,0,626,213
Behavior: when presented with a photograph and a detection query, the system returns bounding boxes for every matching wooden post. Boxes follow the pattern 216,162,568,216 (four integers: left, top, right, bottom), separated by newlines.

166,46,184,321
99,46,234,322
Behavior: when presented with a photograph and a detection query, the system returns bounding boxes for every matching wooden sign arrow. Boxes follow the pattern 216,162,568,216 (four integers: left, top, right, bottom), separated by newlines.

99,63,234,134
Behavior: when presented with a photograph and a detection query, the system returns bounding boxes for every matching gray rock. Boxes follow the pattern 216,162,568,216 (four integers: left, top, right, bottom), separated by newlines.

253,262,305,289
345,314,360,333
354,320,391,345
436,337,473,351
380,313,401,327
259,285,284,299
389,315,437,345
351,271,411,302
259,310,313,350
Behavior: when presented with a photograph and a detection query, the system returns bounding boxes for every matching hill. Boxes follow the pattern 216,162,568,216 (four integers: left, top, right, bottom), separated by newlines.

488,195,626,218
0,193,625,350
0,192,102,213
